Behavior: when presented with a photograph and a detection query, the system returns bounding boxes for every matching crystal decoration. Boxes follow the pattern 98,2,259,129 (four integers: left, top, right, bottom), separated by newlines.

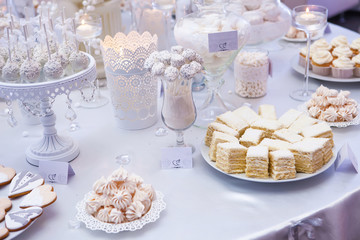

7,108,17,127
155,127,168,136
115,154,132,165
68,218,81,229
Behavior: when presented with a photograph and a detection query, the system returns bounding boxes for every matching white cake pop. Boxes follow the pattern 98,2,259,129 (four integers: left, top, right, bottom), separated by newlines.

2,60,19,82
0,46,8,61
20,60,41,83
51,52,69,68
0,55,5,74
58,42,76,58
44,58,63,80
33,46,48,66
69,51,89,72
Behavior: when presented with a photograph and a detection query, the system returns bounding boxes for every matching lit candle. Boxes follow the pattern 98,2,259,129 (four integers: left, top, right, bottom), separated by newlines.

295,7,326,27
76,20,101,40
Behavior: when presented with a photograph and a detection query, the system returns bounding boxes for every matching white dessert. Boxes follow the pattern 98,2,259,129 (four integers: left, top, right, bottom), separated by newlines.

69,51,89,72
20,60,41,83
2,61,20,82
234,51,269,98
44,58,64,80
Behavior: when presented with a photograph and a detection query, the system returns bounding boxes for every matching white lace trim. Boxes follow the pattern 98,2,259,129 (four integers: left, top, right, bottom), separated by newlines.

76,191,166,233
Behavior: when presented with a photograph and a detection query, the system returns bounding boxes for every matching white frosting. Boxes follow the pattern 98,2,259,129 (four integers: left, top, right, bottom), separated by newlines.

102,179,117,196
331,35,348,47
5,207,42,230
352,54,360,65
85,197,101,215
247,145,268,158
312,39,332,51
311,50,332,65
308,106,321,118
139,184,156,201
300,45,317,58
338,107,354,121
332,56,355,69
321,107,338,122
332,45,353,58
350,38,360,50
133,190,151,212
0,172,7,182
127,174,144,186
8,172,44,197
96,207,112,223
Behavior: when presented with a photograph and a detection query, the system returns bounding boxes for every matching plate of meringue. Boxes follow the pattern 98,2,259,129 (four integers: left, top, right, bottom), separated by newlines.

76,168,166,233
300,85,360,128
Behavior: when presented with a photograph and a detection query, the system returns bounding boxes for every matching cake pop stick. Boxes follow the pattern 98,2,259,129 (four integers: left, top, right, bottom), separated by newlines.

20,25,41,83
2,27,20,82
43,24,51,61
72,18,79,53
61,8,68,43
6,28,11,62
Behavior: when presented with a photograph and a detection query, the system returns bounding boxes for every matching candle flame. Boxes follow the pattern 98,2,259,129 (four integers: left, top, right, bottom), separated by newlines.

81,19,85,25
306,7,309,13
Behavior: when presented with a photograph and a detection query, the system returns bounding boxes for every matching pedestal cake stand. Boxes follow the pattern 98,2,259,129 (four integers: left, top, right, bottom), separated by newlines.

0,53,96,166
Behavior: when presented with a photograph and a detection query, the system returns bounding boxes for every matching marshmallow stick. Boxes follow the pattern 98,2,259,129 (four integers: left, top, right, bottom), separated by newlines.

72,18,79,53
43,24,52,60
23,25,30,61
6,28,12,62
24,7,33,35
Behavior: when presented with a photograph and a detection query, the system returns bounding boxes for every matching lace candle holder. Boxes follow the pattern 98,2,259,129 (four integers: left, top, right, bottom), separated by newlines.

101,31,158,130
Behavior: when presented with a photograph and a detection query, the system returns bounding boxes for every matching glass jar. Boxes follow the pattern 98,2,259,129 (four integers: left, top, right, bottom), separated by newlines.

234,49,269,98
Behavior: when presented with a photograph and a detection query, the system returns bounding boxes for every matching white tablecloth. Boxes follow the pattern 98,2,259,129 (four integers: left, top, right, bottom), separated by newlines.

1,23,360,240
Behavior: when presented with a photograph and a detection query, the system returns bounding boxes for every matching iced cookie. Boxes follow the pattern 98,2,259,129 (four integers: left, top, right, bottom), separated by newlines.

0,165,16,186
5,207,43,231
0,227,9,240
8,172,44,198
20,184,57,208
0,198,12,222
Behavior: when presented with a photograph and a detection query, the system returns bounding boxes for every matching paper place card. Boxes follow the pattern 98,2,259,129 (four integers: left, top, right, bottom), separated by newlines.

39,161,76,184
208,31,238,53
335,143,358,173
161,147,193,169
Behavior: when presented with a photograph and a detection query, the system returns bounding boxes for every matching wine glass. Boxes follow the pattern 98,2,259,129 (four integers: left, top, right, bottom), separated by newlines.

174,4,250,127
290,5,328,101
161,75,197,152
75,13,109,108
152,0,175,50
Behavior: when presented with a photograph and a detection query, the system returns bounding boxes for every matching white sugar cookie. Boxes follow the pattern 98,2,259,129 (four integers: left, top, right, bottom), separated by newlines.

0,227,9,239
20,184,57,208
8,171,44,198
0,198,12,222
5,207,43,231
0,165,16,186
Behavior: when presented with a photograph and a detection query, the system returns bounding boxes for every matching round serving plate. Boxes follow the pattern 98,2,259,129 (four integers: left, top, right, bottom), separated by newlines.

76,191,166,233
0,53,96,102
282,30,323,42
298,103,360,128
200,143,336,183
291,55,360,83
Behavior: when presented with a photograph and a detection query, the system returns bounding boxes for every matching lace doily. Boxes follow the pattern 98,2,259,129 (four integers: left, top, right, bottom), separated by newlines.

76,191,166,233
298,103,360,128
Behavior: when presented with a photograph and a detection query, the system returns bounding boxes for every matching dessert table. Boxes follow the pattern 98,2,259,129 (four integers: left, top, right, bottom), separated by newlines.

1,23,360,240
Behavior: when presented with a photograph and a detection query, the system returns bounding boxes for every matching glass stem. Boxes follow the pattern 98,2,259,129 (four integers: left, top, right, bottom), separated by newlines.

176,131,185,147
304,31,311,96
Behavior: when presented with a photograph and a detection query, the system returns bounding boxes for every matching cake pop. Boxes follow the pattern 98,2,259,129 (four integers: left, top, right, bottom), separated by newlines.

69,51,89,72
33,45,48,66
43,24,63,80
2,28,19,82
20,60,41,83
20,26,41,83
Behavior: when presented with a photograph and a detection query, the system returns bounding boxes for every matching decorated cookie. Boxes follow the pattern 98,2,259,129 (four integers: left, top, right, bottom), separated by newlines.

0,198,12,222
8,171,44,198
0,165,16,186
5,207,43,231
0,227,9,240
20,184,57,208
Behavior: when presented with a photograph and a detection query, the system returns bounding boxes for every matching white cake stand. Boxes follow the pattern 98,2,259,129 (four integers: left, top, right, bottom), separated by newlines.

0,53,96,166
